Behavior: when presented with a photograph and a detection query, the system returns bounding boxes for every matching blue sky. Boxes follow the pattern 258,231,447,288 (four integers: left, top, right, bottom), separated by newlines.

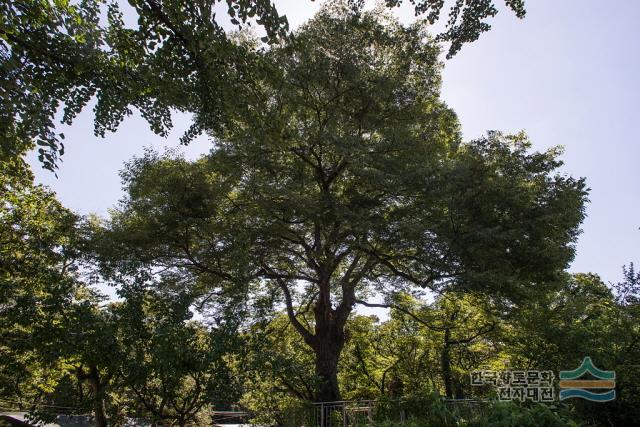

28,0,639,285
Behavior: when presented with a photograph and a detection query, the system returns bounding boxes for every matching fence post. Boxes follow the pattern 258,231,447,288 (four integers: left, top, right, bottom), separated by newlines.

343,403,347,427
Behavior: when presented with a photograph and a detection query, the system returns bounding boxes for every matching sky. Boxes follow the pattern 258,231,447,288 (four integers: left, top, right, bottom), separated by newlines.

27,0,640,286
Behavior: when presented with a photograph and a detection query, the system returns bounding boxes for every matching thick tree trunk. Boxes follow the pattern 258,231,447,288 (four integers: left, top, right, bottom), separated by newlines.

314,337,343,402
93,399,107,427
312,280,348,403
313,331,344,427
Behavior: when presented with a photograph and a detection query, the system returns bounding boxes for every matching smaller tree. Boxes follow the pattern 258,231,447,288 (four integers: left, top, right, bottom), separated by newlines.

0,157,86,413
240,313,317,425
608,264,640,425
114,282,241,427
339,315,402,400
357,292,498,399
502,273,616,372
61,291,119,427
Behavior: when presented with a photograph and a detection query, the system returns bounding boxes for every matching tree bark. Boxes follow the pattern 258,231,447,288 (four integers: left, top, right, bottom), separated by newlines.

441,328,454,399
87,366,108,427
314,335,343,402
312,277,348,403
313,329,344,427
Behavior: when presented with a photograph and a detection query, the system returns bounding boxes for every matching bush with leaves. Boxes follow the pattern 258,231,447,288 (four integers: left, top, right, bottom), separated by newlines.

374,392,458,426
467,402,579,427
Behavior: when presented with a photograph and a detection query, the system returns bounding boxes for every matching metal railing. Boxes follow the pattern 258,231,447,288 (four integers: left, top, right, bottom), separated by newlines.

281,397,489,427
312,400,373,427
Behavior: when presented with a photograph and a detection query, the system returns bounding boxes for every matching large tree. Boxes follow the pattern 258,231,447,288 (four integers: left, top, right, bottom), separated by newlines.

1,0,525,171
98,4,585,403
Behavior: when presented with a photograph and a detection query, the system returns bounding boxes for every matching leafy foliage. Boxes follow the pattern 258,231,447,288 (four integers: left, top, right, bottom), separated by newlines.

0,0,287,171
0,156,81,403
360,0,526,58
1,0,527,170
113,284,242,426
467,401,578,427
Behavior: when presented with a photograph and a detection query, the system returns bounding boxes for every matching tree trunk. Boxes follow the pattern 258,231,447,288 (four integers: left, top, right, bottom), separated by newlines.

441,329,454,399
87,366,108,427
454,378,465,399
313,284,347,403
314,337,343,402
313,332,344,427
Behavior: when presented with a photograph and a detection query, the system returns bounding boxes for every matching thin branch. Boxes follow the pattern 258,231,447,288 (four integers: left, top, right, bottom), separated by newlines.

354,299,448,332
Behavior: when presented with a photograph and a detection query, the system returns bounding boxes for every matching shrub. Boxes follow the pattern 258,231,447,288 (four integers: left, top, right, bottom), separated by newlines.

467,401,579,427
374,392,458,427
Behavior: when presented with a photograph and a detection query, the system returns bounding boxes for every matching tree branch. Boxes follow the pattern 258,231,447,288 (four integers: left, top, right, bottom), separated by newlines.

354,299,448,332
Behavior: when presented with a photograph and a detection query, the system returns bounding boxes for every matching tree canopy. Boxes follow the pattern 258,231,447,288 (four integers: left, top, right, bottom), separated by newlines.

1,0,526,171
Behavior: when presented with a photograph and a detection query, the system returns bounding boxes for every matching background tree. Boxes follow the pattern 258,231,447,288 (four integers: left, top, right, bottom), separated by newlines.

0,155,123,425
62,292,119,427
339,314,406,399
113,282,243,427
0,157,81,408
397,292,497,399
240,313,317,424
608,263,640,425
347,292,498,400
489,270,640,425
502,273,616,373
